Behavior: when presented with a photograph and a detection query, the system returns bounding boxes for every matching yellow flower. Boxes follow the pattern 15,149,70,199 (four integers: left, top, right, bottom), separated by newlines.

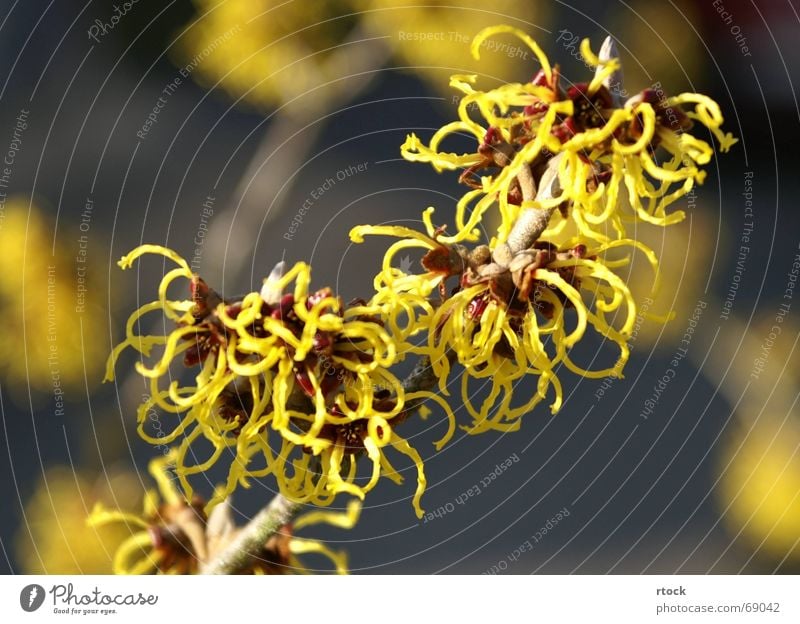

177,1,550,111
605,1,706,94
177,0,360,112
363,1,550,91
0,200,106,398
706,314,800,566
351,221,660,433
15,467,139,574
88,452,362,574
106,245,452,518
719,420,800,565
401,26,737,244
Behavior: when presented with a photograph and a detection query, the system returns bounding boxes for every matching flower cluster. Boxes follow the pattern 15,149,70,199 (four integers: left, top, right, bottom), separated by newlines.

88,452,361,574
352,223,659,432
400,26,737,245
350,26,734,431
107,25,735,531
106,245,452,517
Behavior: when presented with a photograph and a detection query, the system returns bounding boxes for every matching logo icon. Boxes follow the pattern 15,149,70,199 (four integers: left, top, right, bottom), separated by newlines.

399,255,414,274
20,584,45,612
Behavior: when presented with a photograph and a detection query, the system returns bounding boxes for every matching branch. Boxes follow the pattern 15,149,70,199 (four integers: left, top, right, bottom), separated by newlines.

201,494,301,575
203,107,565,578
402,354,445,398
493,153,564,264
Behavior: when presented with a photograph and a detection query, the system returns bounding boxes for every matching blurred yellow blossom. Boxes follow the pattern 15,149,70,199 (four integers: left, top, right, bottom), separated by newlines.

177,1,550,112
363,1,550,88
0,200,106,399
720,420,800,565
15,467,138,574
606,0,705,93
88,451,362,574
623,207,715,349
713,316,800,565
178,0,361,112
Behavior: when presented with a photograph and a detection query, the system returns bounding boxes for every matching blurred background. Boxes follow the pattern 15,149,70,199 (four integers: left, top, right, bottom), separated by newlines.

1,0,799,574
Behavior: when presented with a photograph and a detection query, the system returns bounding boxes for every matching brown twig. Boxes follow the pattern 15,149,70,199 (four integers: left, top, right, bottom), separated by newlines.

201,494,301,575
493,152,565,265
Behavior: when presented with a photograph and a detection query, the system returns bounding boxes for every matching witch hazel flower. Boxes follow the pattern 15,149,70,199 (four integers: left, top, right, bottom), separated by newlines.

102,26,736,557
351,212,660,434
88,451,362,574
400,25,737,245
105,245,454,518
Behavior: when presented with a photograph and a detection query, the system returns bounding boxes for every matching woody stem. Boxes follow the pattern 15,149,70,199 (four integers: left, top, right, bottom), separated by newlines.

201,494,301,575
505,168,553,253
500,152,565,258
